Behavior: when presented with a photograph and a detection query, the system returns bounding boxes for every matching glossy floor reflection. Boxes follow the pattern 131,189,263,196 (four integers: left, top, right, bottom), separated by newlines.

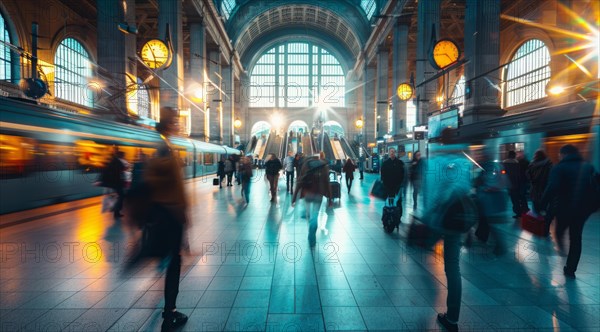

1,171,599,331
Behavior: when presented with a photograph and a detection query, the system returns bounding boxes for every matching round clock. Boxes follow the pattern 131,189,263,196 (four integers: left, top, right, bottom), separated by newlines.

431,39,460,70
140,39,172,69
396,83,414,101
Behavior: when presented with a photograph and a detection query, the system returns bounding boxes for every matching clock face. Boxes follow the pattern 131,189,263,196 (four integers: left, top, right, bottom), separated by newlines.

432,39,460,70
140,39,171,69
396,83,413,101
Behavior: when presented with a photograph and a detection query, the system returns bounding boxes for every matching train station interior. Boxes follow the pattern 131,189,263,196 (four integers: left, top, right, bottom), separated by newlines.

1,0,599,331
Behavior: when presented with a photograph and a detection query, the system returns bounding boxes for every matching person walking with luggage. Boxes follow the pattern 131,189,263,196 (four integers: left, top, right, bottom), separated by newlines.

342,158,356,193
527,149,553,235
264,153,282,202
292,156,332,246
381,148,405,207
143,107,189,331
283,151,296,194
540,144,599,278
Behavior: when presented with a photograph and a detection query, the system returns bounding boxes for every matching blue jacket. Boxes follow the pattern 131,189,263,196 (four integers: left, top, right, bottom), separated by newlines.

541,154,598,219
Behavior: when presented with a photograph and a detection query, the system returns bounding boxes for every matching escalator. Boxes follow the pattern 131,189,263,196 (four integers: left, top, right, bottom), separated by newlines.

301,134,313,156
263,132,284,160
330,138,347,161
321,132,336,161
253,134,268,159
340,136,358,160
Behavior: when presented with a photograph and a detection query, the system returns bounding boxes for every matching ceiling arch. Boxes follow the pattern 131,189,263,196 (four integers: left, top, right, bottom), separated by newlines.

231,4,367,66
241,29,354,73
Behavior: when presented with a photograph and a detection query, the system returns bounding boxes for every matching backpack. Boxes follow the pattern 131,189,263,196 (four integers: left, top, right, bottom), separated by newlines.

300,158,327,191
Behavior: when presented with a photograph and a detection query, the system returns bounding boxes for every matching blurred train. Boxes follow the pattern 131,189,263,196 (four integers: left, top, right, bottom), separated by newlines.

394,99,599,170
0,97,241,214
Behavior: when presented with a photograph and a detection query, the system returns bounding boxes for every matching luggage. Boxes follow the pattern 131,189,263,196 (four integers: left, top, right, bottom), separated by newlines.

382,197,401,233
329,171,341,203
521,211,546,236
370,179,386,200
213,177,220,186
407,220,436,248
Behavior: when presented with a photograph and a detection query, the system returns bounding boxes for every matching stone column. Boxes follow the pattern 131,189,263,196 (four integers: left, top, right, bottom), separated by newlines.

463,0,502,124
221,56,234,147
376,47,389,139
392,18,410,137
158,0,184,110
362,59,377,147
189,22,206,140
207,49,222,143
96,0,127,117
416,0,440,127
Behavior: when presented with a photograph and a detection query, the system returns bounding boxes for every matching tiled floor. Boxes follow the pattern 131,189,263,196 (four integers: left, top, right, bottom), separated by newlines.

1,171,599,331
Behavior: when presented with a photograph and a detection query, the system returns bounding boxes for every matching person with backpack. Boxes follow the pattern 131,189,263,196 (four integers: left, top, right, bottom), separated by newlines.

292,156,332,246
416,129,478,332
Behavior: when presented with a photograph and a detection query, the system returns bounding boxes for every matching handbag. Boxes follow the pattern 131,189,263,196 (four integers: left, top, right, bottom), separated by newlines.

370,179,387,200
213,177,220,186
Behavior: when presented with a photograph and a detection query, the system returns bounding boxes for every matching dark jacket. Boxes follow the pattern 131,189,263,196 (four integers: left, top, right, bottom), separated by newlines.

541,154,598,219
381,157,405,196
342,160,356,179
293,157,331,202
100,155,126,189
265,158,282,176
527,158,552,203
502,158,522,191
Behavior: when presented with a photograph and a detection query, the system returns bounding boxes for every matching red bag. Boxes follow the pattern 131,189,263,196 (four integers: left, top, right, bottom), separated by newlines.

521,212,546,236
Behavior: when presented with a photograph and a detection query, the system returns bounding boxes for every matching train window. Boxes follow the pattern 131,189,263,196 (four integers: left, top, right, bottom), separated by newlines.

203,152,214,165
0,134,35,176
37,143,77,171
75,140,111,169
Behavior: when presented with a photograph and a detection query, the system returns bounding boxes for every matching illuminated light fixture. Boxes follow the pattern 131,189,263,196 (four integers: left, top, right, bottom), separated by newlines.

194,88,203,100
355,117,364,129
436,95,444,104
548,85,566,95
234,118,242,129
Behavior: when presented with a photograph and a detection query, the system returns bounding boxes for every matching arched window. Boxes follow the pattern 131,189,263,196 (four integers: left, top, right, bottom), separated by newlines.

0,11,12,81
250,42,345,108
55,38,94,107
137,78,151,118
361,0,376,20
505,39,551,107
451,75,465,115
221,0,236,20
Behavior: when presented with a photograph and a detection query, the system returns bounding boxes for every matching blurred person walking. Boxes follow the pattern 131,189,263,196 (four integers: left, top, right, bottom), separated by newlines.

342,158,356,193
143,107,189,330
409,150,424,210
283,151,296,194
541,144,599,278
527,149,553,235
503,151,529,217
292,156,332,246
264,153,282,202
239,156,254,205
381,148,405,208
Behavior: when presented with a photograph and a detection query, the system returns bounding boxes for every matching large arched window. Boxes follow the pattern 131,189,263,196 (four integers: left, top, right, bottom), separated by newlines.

250,42,345,108
505,39,551,107
361,0,376,20
221,0,235,20
55,38,94,107
450,75,465,115
0,11,12,81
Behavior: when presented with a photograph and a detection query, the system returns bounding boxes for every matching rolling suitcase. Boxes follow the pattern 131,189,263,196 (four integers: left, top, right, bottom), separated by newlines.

521,211,546,236
382,197,401,233
329,171,341,203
